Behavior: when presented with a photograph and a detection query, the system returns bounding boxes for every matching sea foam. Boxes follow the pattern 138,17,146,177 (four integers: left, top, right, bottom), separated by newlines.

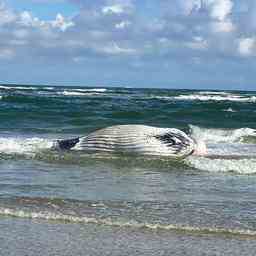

187,156,256,174
189,125,256,143
0,137,53,155
0,207,255,237
73,88,107,93
59,90,105,96
173,94,256,102
187,125,256,173
0,85,37,90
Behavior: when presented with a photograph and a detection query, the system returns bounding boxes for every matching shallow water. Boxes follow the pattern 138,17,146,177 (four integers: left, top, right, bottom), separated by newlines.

1,218,256,256
1,85,256,255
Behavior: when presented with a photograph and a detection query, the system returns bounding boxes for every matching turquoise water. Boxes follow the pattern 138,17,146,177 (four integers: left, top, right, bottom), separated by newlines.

1,85,256,255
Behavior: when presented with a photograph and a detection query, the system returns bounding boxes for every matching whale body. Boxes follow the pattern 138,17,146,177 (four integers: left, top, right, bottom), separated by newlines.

56,125,198,158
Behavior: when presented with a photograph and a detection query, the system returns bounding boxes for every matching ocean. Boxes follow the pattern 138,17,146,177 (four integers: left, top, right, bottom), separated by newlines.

0,85,256,255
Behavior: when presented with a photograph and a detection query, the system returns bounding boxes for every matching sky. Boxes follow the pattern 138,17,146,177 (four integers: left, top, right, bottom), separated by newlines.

0,0,256,90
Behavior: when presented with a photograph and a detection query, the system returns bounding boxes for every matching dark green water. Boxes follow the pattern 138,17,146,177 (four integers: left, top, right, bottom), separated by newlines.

1,85,256,255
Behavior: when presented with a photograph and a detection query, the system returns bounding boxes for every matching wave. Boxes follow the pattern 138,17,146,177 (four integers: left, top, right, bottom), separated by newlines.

190,125,256,143
72,88,107,93
223,107,236,112
187,125,256,174
187,156,256,174
43,87,54,90
0,137,53,156
0,86,107,94
198,91,229,95
151,93,256,103
0,207,255,237
0,85,37,90
173,94,256,102
59,90,105,96
60,90,88,96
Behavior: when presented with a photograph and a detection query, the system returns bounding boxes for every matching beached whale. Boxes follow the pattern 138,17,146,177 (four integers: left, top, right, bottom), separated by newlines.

55,125,206,158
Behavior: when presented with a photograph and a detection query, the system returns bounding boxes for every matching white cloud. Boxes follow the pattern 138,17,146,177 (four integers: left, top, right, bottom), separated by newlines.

13,29,29,39
101,0,134,15
115,20,131,29
73,56,85,63
0,48,15,59
19,11,45,27
163,0,202,16
211,20,235,32
238,37,255,56
101,42,137,55
187,36,208,50
102,5,125,15
182,0,202,15
165,0,233,21
207,0,233,21
51,13,74,31
18,11,74,32
0,2,16,25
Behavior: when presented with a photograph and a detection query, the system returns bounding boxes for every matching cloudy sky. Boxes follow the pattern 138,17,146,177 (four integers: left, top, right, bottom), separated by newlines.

0,0,256,90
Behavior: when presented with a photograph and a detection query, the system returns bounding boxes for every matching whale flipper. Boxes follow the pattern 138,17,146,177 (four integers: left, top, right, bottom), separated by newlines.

56,137,80,150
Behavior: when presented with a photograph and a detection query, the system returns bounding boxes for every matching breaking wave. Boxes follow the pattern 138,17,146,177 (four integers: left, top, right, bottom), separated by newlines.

223,107,236,112
198,91,229,95
59,89,107,96
152,92,256,103
187,156,256,174
72,88,107,93
173,94,256,102
60,90,90,96
0,85,37,90
0,85,109,97
187,125,256,174
189,125,256,143
0,207,255,237
0,137,53,156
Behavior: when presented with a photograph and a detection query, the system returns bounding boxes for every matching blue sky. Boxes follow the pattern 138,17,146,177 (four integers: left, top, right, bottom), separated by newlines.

5,0,78,19
0,0,256,90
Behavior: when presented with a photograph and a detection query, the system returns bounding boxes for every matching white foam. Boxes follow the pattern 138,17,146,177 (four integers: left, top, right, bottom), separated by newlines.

73,88,107,93
187,156,256,174
0,85,11,90
190,125,256,143
223,107,236,112
0,137,53,155
198,91,229,95
15,86,37,90
59,90,103,96
60,90,87,96
0,207,255,236
154,96,173,100
0,85,36,90
188,125,256,174
174,94,256,102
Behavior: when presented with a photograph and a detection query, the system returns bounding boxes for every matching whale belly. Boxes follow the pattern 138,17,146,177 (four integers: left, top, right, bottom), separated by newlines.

73,125,195,158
